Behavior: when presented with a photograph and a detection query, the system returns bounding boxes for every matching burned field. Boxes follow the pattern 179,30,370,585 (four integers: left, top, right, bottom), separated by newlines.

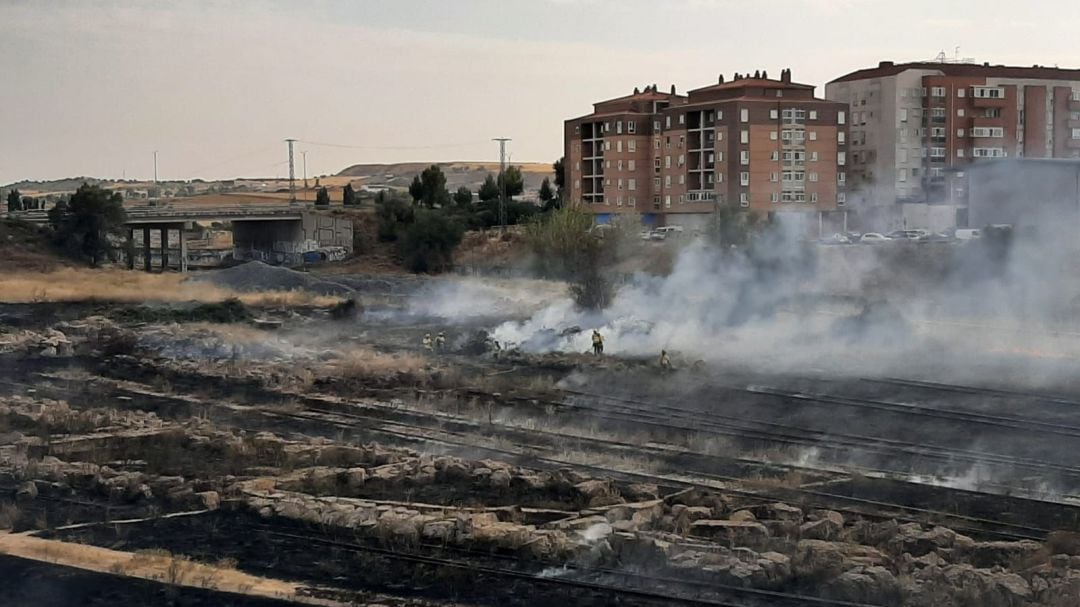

3,271,1080,606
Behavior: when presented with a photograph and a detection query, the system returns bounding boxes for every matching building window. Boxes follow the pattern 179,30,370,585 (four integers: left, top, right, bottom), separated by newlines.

617,160,623,171
957,129,965,137
770,109,779,120
931,127,946,137
654,177,660,188
717,131,724,141
837,192,846,205
770,151,779,161
678,135,685,148
664,175,671,188
707,152,714,163
653,195,661,208
679,114,685,124
971,127,1005,138
931,86,946,97
972,147,1006,158
678,154,685,166
957,149,965,158
973,86,1005,99
1072,128,1080,139
665,116,671,128
740,130,749,144
604,141,611,151
739,172,750,186
898,168,907,182
837,172,846,185
838,131,846,144
770,192,780,203
617,121,623,134
628,159,636,170
739,192,749,207
628,140,636,152
810,110,818,120
628,178,636,191
574,179,580,190
810,192,818,203
958,88,966,98
665,195,671,208
706,173,714,184
740,109,749,122
809,131,818,141
770,172,778,182
809,172,818,182
617,196,623,206
628,120,636,133
770,131,778,141
654,120,661,131
810,151,819,161
957,108,965,117
629,196,636,207
899,109,908,122
617,140,623,153
717,151,724,161
665,156,671,169
655,139,661,150
930,147,946,158
838,111,846,125
716,172,724,182
740,150,750,165
617,178,623,190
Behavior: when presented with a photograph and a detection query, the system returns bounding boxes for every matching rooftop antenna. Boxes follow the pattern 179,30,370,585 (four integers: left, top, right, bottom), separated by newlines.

153,150,158,183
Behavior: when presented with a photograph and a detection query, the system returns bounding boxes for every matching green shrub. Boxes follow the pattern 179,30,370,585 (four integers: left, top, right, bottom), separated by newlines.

397,209,465,273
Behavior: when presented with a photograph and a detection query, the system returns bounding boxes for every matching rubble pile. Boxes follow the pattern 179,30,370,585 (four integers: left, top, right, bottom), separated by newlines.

192,261,354,296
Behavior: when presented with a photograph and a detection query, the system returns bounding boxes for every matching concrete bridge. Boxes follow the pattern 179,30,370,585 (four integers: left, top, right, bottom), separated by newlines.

11,200,352,271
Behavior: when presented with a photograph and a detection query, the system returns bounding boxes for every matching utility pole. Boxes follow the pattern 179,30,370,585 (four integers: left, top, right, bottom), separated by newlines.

285,139,297,204
492,137,511,232
153,151,158,183
301,151,308,191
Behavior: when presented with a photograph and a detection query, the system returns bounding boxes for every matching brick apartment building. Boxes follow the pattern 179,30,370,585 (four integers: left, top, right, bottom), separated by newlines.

826,61,1080,213
564,71,851,232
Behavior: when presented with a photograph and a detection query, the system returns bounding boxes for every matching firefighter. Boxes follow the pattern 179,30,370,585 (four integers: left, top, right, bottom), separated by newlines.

659,349,672,371
592,330,604,356
422,333,433,351
435,331,447,351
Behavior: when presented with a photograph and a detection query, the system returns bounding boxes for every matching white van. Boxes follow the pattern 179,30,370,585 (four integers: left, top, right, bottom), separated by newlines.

650,226,684,240
954,228,981,241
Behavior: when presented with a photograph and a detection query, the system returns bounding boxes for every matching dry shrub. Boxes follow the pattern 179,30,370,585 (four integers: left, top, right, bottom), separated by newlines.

331,347,428,378
0,268,339,307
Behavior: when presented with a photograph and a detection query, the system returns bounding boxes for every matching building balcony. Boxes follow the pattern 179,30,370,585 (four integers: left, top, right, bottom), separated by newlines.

972,96,1007,108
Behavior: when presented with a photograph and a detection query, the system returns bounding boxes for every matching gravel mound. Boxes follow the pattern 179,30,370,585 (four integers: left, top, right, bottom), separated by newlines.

194,261,354,296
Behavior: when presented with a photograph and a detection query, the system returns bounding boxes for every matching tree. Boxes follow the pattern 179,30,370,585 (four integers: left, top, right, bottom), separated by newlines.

552,157,565,199
408,175,424,203
6,189,21,212
375,191,415,241
418,165,448,208
453,186,473,209
497,165,524,198
526,207,622,309
342,183,357,206
478,174,500,202
397,209,465,273
539,178,554,205
315,186,330,206
49,183,126,266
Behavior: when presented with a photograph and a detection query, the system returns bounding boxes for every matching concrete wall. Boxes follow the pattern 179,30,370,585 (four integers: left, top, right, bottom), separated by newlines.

233,212,353,265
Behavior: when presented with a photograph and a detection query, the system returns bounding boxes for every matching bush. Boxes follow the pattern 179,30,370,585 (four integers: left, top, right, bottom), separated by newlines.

526,207,627,309
375,191,415,241
397,209,465,273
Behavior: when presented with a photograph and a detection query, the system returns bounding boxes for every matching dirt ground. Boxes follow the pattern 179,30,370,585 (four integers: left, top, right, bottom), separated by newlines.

2,265,1080,606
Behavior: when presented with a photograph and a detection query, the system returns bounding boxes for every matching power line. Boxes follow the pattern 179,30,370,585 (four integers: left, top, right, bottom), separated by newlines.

295,139,490,151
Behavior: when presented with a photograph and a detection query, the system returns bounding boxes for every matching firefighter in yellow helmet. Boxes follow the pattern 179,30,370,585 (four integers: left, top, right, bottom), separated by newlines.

422,333,433,351
592,330,604,356
435,331,446,351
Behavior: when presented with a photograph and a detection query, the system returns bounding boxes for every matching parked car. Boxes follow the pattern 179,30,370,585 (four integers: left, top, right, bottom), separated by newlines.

886,229,930,240
820,233,851,245
954,228,981,241
860,232,890,244
639,230,654,241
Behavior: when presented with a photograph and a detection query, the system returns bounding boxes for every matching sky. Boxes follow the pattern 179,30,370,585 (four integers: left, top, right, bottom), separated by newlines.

2,0,1080,184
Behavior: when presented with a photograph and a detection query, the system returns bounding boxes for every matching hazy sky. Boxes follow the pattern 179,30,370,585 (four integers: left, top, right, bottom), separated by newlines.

3,0,1079,184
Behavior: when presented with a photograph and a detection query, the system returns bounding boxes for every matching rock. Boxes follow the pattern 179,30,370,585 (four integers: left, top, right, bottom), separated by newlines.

470,467,492,479
965,540,1043,568
1050,554,1070,570
689,520,769,547
421,520,459,543
15,480,37,501
729,509,757,522
623,483,659,501
808,509,844,526
674,506,714,523
489,468,511,489
822,566,901,604
196,491,220,510
794,540,888,579
766,503,803,522
468,521,534,550
800,517,843,541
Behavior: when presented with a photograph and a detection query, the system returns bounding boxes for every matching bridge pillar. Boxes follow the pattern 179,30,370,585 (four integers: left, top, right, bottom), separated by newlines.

160,228,169,271
125,228,134,270
142,227,152,272
179,225,188,273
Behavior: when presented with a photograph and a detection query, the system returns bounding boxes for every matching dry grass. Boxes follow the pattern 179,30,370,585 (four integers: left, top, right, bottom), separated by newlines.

329,347,429,377
0,268,340,307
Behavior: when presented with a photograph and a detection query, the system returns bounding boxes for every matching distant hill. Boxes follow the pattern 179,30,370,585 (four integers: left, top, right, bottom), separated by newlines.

337,161,553,192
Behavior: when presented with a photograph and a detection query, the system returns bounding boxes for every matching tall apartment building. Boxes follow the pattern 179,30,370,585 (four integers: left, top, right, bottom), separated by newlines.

826,61,1080,209
564,72,850,231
